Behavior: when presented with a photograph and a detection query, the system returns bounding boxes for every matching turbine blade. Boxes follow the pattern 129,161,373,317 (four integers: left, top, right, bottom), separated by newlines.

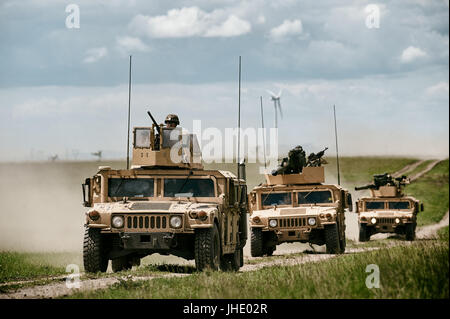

277,88,283,97
266,89,277,98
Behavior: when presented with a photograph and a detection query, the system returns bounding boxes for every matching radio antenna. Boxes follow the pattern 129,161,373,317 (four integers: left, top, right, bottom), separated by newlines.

237,56,242,182
333,104,341,185
260,96,267,168
126,55,132,169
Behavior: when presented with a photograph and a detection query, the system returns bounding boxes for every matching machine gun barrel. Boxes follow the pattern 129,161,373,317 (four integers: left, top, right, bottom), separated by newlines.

147,111,161,134
355,184,376,191
316,147,328,157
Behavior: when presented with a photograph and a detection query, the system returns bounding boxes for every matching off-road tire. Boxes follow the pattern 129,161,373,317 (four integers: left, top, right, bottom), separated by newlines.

83,227,108,273
250,228,264,257
239,248,244,267
195,224,221,271
359,224,369,242
111,256,133,272
265,245,276,256
405,223,416,241
325,224,341,254
221,248,241,272
339,231,346,254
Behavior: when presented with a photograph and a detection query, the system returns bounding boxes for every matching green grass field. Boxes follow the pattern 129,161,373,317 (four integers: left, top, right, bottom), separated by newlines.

405,160,449,226
66,240,448,299
0,251,77,284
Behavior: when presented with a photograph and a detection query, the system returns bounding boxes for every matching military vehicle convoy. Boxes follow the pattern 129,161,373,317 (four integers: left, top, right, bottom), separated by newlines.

248,146,352,256
82,113,248,272
355,173,423,241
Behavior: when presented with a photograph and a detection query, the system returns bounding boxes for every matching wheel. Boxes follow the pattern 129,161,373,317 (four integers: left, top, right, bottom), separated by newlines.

339,231,346,254
220,248,241,272
405,223,416,241
195,224,221,271
83,227,109,273
264,245,275,256
325,224,341,254
250,228,264,257
111,256,133,272
359,224,369,242
239,248,244,267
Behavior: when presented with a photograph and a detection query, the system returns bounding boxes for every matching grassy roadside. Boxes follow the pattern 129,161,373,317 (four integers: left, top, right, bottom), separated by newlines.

407,160,434,178
0,252,70,284
66,240,448,299
405,160,449,226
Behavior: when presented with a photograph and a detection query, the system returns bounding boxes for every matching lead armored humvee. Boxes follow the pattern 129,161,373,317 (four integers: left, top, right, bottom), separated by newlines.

248,165,352,256
82,118,247,272
355,174,423,241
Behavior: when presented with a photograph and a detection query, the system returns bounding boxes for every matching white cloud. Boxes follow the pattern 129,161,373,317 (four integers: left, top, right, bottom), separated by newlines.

269,19,303,40
400,46,427,63
205,15,251,37
257,15,266,24
116,36,151,55
129,7,251,38
83,47,108,63
426,81,449,95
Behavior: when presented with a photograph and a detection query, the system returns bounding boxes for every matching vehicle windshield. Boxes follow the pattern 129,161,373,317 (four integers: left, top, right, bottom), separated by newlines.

108,178,154,197
366,201,385,210
164,178,215,197
297,190,333,204
388,201,410,210
262,192,292,206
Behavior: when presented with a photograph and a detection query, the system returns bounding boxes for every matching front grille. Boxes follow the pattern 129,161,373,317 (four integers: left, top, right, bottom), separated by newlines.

378,217,395,224
124,214,170,231
278,217,308,228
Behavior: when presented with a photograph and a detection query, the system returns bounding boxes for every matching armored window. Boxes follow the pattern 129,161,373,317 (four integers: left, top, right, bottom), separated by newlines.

388,201,410,210
261,192,292,206
365,201,385,210
164,178,215,197
162,128,181,149
135,128,151,148
108,178,154,198
297,190,333,204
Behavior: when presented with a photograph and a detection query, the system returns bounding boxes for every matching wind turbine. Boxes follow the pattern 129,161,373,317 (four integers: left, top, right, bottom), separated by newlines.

267,89,283,128
91,150,102,162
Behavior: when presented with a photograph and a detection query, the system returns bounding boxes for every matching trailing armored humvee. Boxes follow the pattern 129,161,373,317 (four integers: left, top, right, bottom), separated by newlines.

355,174,423,241
82,116,247,272
248,164,352,256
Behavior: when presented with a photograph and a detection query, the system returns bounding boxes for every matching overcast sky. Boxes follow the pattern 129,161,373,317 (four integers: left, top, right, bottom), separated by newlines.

0,0,448,161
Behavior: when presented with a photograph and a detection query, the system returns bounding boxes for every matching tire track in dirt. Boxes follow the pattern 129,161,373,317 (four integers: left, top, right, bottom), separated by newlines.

409,160,441,182
392,160,425,178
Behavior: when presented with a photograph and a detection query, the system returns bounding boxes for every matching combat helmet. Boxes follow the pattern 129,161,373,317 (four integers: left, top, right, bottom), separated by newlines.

165,114,180,126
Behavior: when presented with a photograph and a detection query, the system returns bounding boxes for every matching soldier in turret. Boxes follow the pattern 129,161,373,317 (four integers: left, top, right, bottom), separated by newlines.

165,114,180,129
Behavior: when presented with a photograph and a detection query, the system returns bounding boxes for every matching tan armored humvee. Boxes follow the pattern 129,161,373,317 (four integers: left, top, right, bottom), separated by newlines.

248,166,352,256
355,175,423,241
82,121,248,272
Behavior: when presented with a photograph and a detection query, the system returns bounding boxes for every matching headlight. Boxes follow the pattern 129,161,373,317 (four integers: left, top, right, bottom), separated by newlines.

112,216,124,228
371,217,377,224
170,216,182,228
269,219,278,227
395,218,400,224
308,217,316,226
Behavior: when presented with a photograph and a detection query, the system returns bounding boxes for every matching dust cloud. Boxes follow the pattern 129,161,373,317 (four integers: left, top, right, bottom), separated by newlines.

0,161,125,252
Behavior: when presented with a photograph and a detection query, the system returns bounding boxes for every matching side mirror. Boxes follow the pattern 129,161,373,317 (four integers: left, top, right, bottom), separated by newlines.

420,203,424,212
347,193,353,212
82,178,91,207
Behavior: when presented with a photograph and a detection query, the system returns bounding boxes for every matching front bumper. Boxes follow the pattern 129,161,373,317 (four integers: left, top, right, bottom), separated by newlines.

120,232,175,250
